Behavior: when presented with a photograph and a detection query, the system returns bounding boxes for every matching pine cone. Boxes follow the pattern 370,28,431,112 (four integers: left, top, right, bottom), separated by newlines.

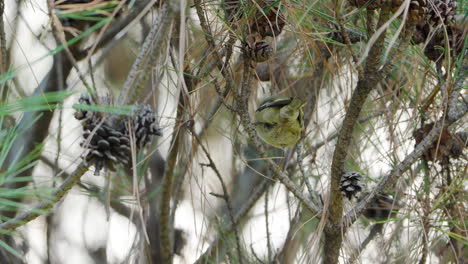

249,0,286,38
74,94,95,121
427,0,457,25
244,34,273,62
426,24,465,61
413,122,466,161
225,0,285,37
81,123,131,175
74,94,160,175
363,193,402,221
223,0,244,23
340,172,365,200
123,104,162,148
390,0,430,22
450,132,467,159
411,23,431,44
392,0,457,25
408,0,430,22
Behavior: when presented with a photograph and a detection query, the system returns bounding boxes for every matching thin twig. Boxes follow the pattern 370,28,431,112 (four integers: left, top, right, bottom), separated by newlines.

307,111,386,153
159,59,187,263
349,224,384,264
193,0,235,92
0,162,90,231
0,0,7,77
234,46,321,217
334,0,363,75
265,187,272,263
344,74,467,226
418,200,430,264
1,1,152,221
47,0,94,95
127,120,150,244
118,1,176,106
159,128,181,263
190,127,244,264
297,148,314,199
251,243,266,264
324,2,393,262
195,178,270,263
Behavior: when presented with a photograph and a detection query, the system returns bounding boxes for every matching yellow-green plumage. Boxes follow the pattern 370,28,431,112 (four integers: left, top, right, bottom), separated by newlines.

254,96,306,148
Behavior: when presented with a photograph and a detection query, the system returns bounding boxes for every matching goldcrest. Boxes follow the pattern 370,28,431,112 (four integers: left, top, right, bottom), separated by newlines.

254,96,306,148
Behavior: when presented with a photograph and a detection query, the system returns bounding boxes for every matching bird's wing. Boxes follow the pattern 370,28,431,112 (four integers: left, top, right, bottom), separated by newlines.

256,97,292,112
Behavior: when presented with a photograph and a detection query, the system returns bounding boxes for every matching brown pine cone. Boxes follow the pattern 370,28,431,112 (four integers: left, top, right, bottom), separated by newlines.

243,34,273,62
340,172,365,200
249,0,286,38
409,0,430,22
223,0,243,23
392,0,457,25
450,132,467,159
423,24,465,62
74,94,161,175
427,0,458,25
411,23,431,44
413,122,466,161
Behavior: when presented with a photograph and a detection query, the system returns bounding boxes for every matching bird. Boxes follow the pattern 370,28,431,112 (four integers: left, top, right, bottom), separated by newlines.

243,34,273,63
254,96,306,148
363,193,402,221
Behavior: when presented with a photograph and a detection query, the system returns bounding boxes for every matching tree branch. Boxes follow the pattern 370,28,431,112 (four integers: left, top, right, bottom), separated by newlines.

324,4,393,262
117,0,176,106
190,127,244,264
0,162,90,231
323,2,424,261
343,82,467,227
194,178,270,263
1,0,156,220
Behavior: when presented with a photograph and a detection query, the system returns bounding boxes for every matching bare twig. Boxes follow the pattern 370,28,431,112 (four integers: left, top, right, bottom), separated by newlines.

344,74,467,226
265,187,272,263
297,148,314,199
195,178,270,263
159,50,188,263
235,52,321,217
127,120,150,244
1,0,154,220
118,0,176,106
349,224,384,264
159,125,182,263
190,127,244,264
334,0,363,75
0,162,90,231
0,0,6,75
324,2,398,262
193,0,235,93
307,111,386,153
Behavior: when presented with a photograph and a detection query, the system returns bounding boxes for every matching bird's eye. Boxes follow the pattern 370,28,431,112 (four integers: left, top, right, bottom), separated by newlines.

264,123,275,129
